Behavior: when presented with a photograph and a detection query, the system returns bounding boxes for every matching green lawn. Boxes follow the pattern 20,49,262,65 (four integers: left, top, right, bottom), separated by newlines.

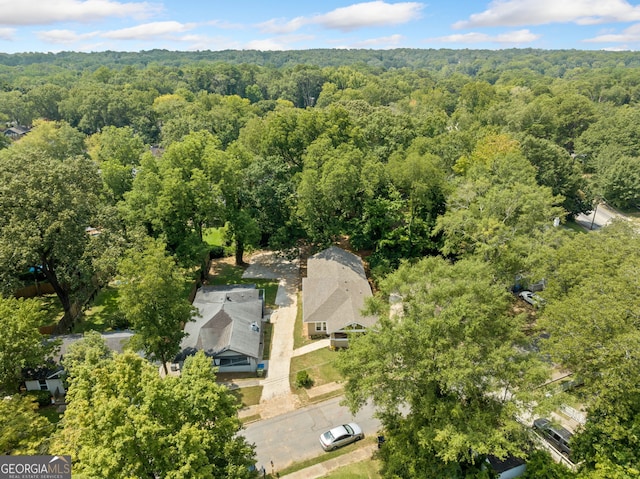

276,437,377,477
73,286,124,333
290,347,342,391
38,405,62,424
208,261,280,309
293,291,314,349
230,385,263,408
36,294,65,328
262,322,274,359
321,459,381,478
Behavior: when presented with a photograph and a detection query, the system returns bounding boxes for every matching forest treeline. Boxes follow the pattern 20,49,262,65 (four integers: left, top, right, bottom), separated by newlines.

1,49,640,477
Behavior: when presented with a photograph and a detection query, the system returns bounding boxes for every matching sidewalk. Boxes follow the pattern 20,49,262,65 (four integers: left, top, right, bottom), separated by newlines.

280,444,377,479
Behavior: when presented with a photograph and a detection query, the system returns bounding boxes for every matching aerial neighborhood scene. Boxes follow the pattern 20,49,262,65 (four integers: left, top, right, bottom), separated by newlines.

2,1,640,478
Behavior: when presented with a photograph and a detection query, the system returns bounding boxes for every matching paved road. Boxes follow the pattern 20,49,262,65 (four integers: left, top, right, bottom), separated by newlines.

575,202,620,230
242,396,379,473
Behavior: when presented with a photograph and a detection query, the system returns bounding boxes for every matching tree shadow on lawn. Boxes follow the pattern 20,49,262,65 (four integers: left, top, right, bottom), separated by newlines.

74,286,125,333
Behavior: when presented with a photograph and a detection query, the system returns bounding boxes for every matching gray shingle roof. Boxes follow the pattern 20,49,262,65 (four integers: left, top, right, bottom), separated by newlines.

303,246,376,333
180,285,262,359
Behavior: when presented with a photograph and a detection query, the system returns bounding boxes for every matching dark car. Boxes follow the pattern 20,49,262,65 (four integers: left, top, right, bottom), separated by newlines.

533,418,573,459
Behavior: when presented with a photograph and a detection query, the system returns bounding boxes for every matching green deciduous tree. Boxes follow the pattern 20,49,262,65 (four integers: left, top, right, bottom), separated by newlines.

0,394,53,455
0,296,56,393
520,135,592,217
117,238,195,375
338,256,548,478
601,155,640,209
537,221,640,474
0,121,101,324
87,126,146,203
121,131,224,264
53,348,255,478
436,134,564,278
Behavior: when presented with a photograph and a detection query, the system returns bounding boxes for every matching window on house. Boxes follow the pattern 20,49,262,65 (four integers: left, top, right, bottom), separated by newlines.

219,356,249,366
38,380,48,391
315,322,327,332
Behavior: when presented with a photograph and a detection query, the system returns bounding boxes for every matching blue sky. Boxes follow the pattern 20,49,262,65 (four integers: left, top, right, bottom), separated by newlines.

2,0,640,53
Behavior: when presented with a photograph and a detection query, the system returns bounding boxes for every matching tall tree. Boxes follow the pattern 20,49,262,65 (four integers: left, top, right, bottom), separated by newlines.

117,238,195,375
0,296,56,393
536,221,640,475
53,347,255,478
435,133,564,278
0,121,101,325
0,394,53,455
86,125,146,203
338,256,548,478
121,131,224,264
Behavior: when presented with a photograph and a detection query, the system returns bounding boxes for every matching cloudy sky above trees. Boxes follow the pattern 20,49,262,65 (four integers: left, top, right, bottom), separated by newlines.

1,0,640,53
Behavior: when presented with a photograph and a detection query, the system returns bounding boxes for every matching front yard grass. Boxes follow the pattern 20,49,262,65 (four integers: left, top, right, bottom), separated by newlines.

321,458,381,478
290,347,343,404
230,385,263,408
275,436,377,477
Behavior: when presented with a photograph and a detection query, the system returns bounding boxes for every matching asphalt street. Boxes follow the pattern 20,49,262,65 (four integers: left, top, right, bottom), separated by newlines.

242,395,379,472
575,202,619,230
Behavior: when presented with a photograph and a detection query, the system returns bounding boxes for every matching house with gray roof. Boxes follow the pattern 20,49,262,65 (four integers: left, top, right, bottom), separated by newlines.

24,330,135,397
177,285,264,373
302,246,377,348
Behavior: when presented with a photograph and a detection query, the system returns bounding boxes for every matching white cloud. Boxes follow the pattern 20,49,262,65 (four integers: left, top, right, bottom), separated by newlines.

37,29,99,44
353,34,405,47
431,29,540,44
258,17,308,35
584,23,640,43
245,38,289,51
0,0,160,26
454,0,640,29
259,1,424,34
102,21,195,40
315,1,424,32
0,27,15,40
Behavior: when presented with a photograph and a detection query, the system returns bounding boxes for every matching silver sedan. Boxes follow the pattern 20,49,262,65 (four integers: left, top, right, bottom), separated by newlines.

319,423,364,451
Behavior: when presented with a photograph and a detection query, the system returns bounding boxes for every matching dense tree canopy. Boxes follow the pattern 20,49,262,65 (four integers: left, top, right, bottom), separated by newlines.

338,256,548,478
0,296,56,393
1,48,639,474
54,342,254,478
536,222,640,475
0,121,101,324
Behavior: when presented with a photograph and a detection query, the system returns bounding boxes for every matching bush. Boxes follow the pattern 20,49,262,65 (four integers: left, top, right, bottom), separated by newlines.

210,246,225,259
24,390,52,408
295,370,314,389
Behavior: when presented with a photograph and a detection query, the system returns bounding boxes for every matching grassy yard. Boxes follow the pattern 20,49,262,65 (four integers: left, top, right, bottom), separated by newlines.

290,347,343,404
208,260,280,309
276,437,377,477
73,286,124,333
38,405,63,424
36,294,65,328
230,385,263,408
321,459,381,478
262,322,274,359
